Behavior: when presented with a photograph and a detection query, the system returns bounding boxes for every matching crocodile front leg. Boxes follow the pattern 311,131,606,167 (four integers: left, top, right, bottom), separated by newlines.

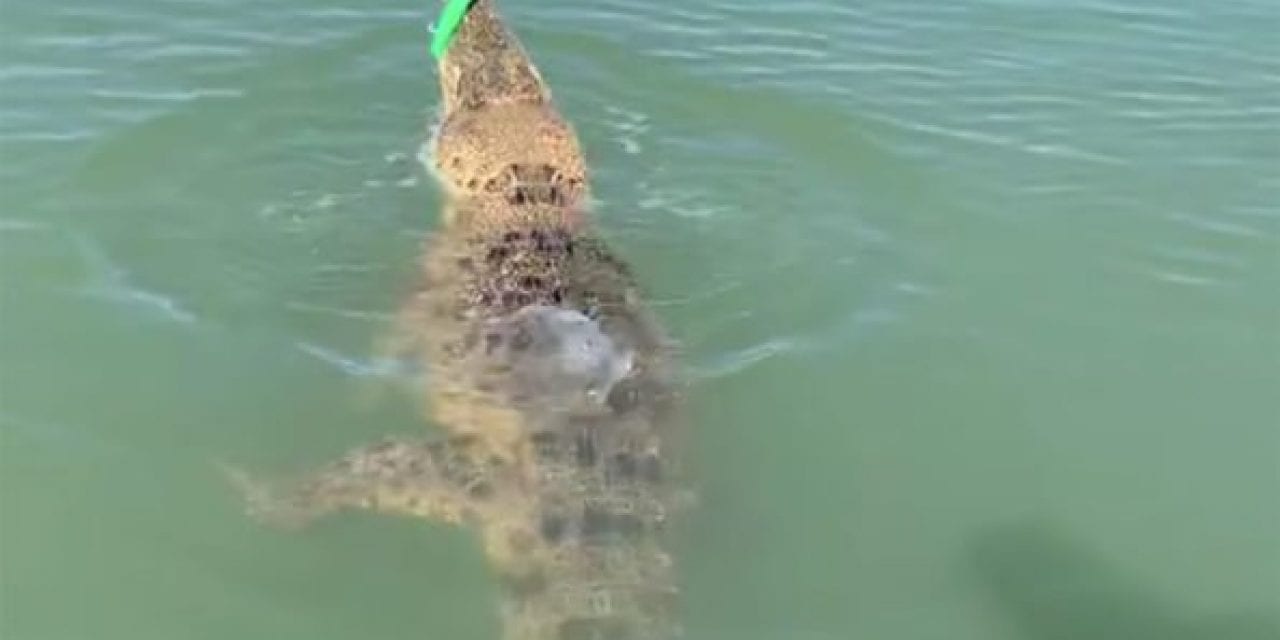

224,436,504,529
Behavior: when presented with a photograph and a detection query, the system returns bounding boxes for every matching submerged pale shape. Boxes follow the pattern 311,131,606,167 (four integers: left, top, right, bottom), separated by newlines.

491,305,635,406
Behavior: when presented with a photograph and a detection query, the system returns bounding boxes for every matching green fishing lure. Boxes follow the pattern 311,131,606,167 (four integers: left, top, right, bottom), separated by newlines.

431,0,476,60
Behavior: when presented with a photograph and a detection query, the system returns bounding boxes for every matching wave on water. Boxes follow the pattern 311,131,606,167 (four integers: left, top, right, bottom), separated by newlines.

294,340,413,379
0,217,54,233
67,231,200,326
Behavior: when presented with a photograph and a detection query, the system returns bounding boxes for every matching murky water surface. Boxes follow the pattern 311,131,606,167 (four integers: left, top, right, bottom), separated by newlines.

2,1,1277,638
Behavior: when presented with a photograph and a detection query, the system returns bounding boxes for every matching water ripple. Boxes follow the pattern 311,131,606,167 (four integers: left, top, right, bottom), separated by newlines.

68,232,200,326
294,341,407,378
1167,212,1265,240
863,111,1128,165
692,336,802,382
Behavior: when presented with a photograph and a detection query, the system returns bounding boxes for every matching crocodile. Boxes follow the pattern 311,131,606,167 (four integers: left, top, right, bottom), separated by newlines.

227,2,688,638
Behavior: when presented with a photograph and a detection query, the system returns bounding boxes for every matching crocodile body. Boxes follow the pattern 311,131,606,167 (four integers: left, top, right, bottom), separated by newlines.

229,2,686,638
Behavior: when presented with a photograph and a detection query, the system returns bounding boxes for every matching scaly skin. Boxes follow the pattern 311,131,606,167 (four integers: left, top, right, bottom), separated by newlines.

229,2,687,638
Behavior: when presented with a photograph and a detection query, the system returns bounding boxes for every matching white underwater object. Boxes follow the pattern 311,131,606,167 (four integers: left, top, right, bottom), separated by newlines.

489,305,634,406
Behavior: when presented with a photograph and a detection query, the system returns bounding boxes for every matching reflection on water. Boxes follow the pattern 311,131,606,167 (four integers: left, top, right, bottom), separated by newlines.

970,524,1280,640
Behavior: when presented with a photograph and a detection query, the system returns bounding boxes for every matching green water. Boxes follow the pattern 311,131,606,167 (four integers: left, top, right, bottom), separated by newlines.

2,0,1278,638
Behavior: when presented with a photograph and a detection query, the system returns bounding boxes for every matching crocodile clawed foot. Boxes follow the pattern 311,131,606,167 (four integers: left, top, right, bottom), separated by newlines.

218,461,317,531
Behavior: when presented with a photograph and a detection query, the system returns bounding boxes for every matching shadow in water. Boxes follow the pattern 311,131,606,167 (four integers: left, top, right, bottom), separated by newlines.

968,523,1279,640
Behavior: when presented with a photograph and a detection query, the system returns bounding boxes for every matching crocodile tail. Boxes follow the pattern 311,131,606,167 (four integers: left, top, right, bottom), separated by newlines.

436,0,551,113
